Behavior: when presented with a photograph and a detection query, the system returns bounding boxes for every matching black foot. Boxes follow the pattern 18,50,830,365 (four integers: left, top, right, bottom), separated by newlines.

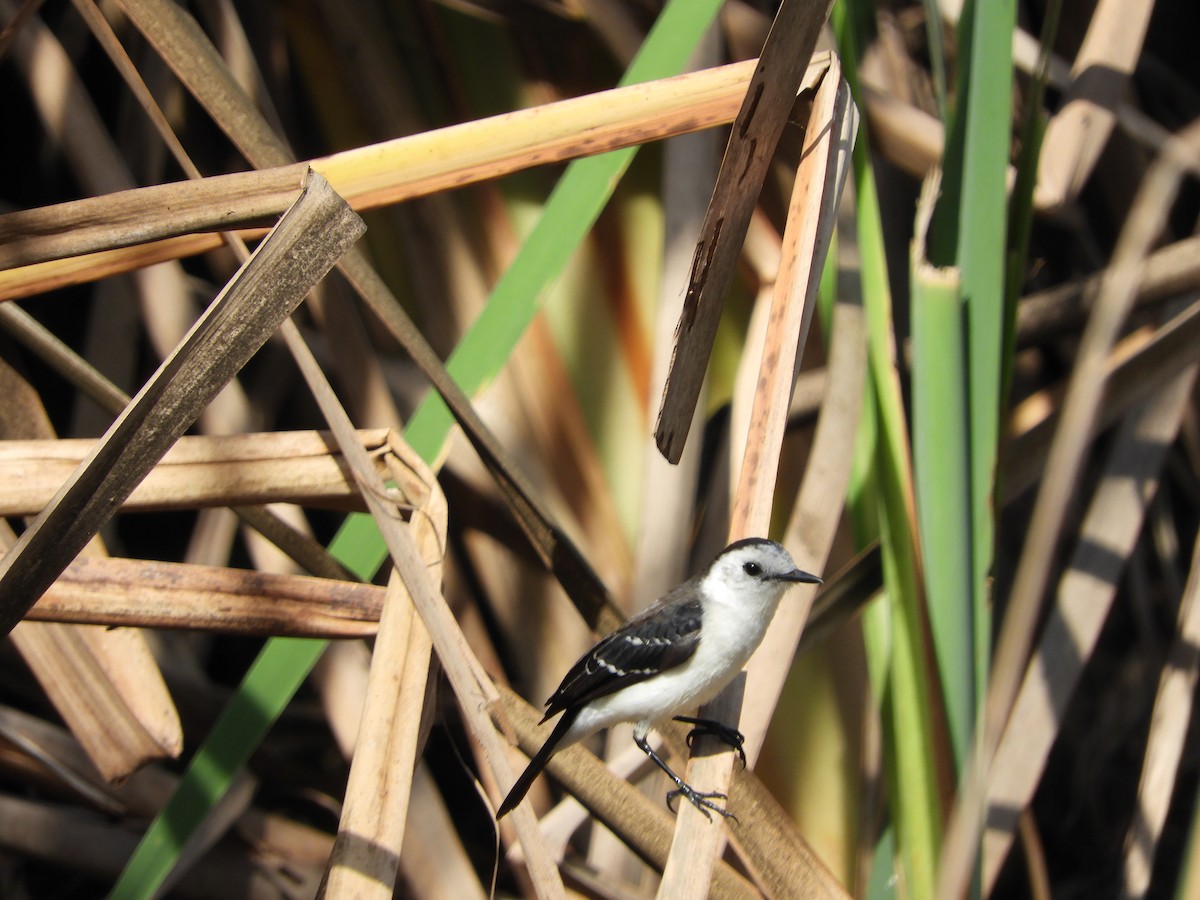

674,716,747,769
633,729,740,825
666,784,738,824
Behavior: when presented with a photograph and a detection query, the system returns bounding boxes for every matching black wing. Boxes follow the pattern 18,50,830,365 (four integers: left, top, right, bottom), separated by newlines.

542,592,702,720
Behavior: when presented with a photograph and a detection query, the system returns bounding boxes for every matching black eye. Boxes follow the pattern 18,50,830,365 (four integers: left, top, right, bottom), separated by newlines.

743,561,762,577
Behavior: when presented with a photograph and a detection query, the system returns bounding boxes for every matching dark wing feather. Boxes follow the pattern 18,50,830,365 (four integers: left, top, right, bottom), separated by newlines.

542,592,702,719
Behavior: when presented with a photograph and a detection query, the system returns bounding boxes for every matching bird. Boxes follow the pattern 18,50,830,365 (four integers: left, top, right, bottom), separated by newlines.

496,537,821,821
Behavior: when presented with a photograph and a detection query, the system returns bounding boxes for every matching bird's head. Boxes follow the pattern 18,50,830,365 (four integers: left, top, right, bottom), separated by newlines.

702,538,822,612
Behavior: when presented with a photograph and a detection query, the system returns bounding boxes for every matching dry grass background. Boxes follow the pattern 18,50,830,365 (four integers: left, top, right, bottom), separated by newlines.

0,0,1198,898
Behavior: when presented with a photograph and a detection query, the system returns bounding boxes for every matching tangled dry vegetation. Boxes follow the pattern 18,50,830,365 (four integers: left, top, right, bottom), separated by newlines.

0,0,1198,898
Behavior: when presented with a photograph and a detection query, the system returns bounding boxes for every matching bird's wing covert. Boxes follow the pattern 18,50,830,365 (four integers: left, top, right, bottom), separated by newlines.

542,595,702,718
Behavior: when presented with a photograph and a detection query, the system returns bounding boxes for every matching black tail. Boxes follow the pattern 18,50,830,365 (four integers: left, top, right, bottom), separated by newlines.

496,708,580,819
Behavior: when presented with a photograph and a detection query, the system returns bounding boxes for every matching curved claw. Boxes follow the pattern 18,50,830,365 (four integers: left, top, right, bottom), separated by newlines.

675,716,748,770
665,785,738,824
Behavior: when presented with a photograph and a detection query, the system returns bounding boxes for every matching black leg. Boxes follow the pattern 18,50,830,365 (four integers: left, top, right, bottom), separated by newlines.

673,715,747,770
633,731,738,824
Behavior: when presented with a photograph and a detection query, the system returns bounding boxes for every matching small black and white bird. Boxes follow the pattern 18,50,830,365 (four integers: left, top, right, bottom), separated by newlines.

496,537,821,821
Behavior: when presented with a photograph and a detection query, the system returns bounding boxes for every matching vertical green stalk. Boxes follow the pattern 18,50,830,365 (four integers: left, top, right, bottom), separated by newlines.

910,229,971,768
930,0,1017,736
920,0,949,123
835,4,947,895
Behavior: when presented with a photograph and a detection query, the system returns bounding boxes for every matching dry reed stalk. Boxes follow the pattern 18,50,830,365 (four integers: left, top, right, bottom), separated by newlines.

0,359,182,782
984,365,1198,890
712,244,869,895
735,83,861,758
26,555,386,637
321,429,447,897
0,170,364,636
321,574,435,897
1003,288,1200,503
653,32,835,462
5,617,180,782
1120,520,1200,898
281,320,567,896
1,142,350,825
0,430,388,516
69,0,412,584
0,59,761,287
1037,0,1158,211
0,0,258,448
659,55,855,898
1015,235,1200,346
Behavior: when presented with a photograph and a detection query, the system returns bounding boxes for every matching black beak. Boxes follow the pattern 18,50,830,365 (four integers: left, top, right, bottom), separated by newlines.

781,568,822,585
